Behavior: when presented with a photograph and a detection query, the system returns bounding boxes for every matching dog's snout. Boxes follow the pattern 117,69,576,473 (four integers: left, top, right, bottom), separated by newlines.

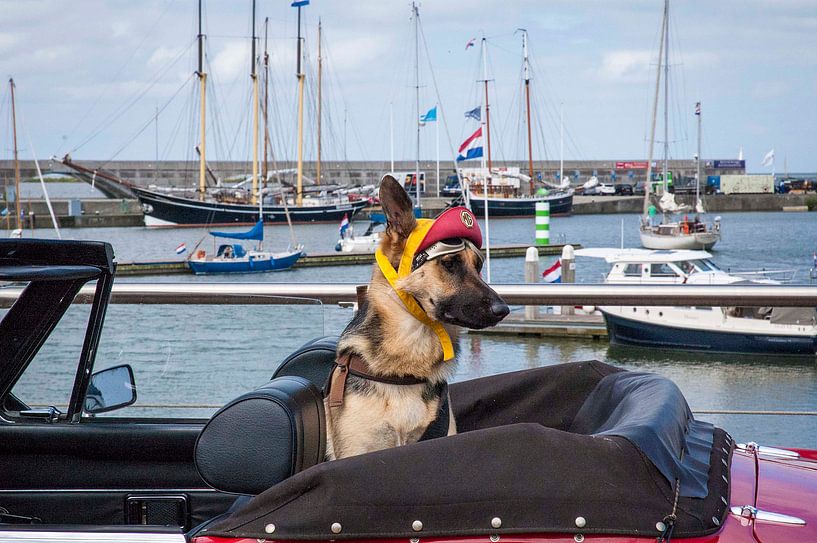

490,300,510,319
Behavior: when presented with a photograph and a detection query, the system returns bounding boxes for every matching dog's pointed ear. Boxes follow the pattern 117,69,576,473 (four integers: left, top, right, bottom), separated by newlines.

379,174,417,240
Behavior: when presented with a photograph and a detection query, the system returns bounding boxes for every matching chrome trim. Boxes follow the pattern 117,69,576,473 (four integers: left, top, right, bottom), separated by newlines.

0,531,186,543
736,443,801,459
731,505,806,526
3,283,817,307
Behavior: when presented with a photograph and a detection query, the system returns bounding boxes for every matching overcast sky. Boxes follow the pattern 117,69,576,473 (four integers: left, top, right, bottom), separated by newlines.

1,0,814,173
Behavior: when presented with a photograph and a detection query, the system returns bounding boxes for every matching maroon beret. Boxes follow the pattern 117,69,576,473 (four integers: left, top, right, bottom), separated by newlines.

416,207,482,252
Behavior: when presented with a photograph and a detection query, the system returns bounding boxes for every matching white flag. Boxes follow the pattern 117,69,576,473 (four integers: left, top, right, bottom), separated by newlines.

761,149,774,167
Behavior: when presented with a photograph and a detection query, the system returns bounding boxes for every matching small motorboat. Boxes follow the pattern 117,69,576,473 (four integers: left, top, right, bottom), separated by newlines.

335,215,386,253
187,220,303,274
576,248,817,355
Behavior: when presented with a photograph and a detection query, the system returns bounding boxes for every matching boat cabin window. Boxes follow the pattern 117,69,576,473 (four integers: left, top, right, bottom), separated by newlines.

623,264,642,277
649,263,677,277
689,259,721,272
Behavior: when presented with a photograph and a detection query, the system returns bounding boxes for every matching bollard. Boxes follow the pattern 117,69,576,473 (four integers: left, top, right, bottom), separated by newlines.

525,246,540,320
535,201,549,246
561,244,575,315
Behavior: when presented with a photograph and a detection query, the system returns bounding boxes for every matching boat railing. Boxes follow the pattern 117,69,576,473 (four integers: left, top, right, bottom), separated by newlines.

728,268,798,283
3,282,817,307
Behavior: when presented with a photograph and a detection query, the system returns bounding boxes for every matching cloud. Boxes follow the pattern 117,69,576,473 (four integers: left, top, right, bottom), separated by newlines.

598,50,653,82
147,46,186,69
211,40,251,82
749,80,791,100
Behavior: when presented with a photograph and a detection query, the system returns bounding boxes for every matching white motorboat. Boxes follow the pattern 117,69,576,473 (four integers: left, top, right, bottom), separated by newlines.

335,217,386,253
576,248,816,355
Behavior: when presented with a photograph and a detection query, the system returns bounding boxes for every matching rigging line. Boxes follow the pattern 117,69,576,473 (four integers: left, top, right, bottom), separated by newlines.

319,30,363,164
56,0,177,157
98,73,195,169
16,101,61,238
418,17,461,177
69,39,196,155
159,80,193,163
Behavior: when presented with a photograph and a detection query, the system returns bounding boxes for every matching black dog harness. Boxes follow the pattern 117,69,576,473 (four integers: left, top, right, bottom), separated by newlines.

327,351,451,442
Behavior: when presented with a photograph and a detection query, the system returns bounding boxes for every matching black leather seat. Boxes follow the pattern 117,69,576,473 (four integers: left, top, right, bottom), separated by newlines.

194,376,326,495
189,340,339,538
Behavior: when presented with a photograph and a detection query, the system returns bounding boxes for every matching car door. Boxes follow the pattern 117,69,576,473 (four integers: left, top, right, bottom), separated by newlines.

0,240,235,533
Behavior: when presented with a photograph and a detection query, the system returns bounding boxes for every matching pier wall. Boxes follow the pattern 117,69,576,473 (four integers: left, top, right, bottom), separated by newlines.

572,193,813,214
2,158,745,190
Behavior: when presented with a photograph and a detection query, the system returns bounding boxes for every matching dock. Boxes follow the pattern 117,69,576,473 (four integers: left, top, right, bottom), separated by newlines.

469,312,608,339
115,243,578,276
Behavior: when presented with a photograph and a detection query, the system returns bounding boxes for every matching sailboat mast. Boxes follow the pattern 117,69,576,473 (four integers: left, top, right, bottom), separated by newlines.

521,30,534,191
480,36,492,283
696,101,701,206
316,19,322,185
643,0,667,216
251,0,259,206
662,0,669,192
413,2,421,208
9,78,21,230
294,1,307,207
559,104,564,185
263,17,270,182
482,37,493,175
197,0,207,201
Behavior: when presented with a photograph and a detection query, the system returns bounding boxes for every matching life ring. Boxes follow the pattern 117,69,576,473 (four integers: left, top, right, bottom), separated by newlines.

681,222,690,235
196,250,206,259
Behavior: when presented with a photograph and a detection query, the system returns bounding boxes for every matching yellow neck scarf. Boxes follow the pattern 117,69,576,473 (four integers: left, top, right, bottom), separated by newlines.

375,219,455,361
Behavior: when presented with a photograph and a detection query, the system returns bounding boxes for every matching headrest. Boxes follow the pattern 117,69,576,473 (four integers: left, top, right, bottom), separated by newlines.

416,207,481,253
195,376,325,495
272,336,338,390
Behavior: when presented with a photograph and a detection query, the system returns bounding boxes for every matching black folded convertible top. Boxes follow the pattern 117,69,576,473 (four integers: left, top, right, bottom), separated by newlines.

203,361,732,540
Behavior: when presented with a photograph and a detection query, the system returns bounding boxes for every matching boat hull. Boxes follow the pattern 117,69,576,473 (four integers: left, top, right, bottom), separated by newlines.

188,251,303,274
134,187,368,227
603,310,817,355
640,228,720,250
466,190,573,217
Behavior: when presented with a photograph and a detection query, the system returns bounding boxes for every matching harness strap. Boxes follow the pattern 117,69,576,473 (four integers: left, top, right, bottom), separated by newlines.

418,382,450,442
328,352,429,408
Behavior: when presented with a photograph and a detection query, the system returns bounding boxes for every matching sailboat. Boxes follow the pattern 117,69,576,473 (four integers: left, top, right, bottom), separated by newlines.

186,1,303,274
639,0,720,250
5,78,23,238
458,32,574,218
60,0,367,227
186,219,303,274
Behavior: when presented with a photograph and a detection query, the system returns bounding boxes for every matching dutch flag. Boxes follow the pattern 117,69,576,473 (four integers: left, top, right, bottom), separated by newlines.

339,213,350,236
456,127,483,162
175,243,187,255
542,259,561,283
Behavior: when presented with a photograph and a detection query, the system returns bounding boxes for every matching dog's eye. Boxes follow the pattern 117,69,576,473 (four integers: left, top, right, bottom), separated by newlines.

441,255,459,272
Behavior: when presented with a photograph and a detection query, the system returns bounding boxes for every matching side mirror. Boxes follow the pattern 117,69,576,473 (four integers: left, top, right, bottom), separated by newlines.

84,364,137,414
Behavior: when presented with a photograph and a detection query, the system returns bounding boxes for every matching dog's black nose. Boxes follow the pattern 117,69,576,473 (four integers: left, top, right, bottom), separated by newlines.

490,301,510,319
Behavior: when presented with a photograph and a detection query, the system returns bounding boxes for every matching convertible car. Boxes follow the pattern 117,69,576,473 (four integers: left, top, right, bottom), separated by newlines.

0,239,815,543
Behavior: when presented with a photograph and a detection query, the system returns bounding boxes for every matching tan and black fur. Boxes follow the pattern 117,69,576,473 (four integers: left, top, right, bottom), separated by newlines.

325,175,509,460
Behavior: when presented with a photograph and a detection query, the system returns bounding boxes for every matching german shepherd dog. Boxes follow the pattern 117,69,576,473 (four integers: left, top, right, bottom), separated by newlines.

325,175,509,460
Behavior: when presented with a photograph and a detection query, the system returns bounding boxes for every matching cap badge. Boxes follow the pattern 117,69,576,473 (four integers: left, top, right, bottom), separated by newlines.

460,210,474,229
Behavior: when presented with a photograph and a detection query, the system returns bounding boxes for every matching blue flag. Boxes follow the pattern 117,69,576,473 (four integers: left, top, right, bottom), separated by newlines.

420,106,437,123
464,107,481,121
291,0,309,6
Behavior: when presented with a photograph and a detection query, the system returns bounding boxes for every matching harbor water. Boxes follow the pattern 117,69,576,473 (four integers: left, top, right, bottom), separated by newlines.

6,210,817,449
